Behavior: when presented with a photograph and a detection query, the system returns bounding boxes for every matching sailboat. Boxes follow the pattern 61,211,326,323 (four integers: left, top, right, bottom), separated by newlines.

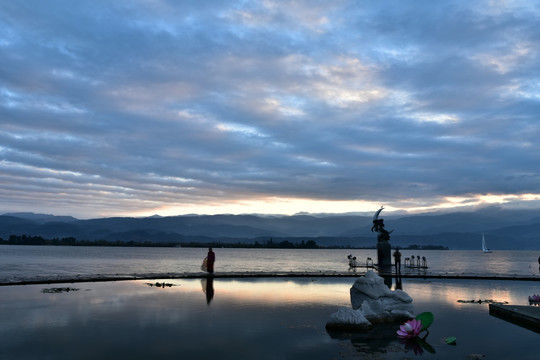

482,233,492,253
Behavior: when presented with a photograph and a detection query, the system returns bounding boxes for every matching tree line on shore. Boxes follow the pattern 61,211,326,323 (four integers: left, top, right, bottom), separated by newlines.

0,234,448,250
0,234,321,248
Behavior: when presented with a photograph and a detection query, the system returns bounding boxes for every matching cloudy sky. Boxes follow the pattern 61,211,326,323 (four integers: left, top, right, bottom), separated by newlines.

1,0,540,219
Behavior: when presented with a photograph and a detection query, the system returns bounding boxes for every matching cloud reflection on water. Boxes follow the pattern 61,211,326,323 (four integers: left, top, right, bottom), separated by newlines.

0,277,538,359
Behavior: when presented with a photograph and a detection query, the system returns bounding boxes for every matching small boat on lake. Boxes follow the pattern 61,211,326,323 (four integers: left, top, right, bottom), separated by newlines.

482,233,492,253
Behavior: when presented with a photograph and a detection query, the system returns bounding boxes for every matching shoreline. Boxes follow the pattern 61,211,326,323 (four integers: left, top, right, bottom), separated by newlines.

1,271,538,287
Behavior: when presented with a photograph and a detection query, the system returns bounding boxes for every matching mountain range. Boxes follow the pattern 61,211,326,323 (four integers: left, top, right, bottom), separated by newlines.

1,206,540,250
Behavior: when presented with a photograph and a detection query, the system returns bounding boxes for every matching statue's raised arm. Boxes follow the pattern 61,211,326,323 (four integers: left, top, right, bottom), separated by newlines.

371,206,392,241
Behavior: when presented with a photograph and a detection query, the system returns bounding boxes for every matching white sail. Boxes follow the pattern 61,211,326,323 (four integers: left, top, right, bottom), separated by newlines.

482,233,492,253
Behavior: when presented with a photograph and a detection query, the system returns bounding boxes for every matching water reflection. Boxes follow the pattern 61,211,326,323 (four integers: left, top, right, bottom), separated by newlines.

395,274,403,290
401,335,436,356
327,322,401,355
201,277,214,305
328,322,437,357
0,278,538,359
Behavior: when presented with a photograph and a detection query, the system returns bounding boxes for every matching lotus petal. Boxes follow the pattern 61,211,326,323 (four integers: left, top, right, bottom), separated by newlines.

397,319,423,339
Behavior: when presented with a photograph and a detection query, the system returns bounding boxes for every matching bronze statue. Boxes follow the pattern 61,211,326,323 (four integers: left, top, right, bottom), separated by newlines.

372,206,393,277
371,206,393,242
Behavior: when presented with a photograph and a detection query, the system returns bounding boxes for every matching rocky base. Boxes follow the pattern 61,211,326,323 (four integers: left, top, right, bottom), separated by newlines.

326,271,414,331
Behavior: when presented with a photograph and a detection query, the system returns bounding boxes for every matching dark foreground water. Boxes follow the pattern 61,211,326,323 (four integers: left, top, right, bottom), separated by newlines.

0,277,538,360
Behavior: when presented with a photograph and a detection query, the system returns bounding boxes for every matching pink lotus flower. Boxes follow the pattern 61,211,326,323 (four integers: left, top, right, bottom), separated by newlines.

397,319,423,339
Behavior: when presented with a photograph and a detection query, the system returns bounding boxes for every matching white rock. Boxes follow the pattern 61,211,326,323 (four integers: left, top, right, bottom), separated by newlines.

389,289,413,303
351,271,392,300
327,271,415,330
327,307,370,326
390,309,415,317
359,299,384,317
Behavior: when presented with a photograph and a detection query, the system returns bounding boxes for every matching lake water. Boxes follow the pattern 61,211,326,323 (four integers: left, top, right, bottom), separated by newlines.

0,277,539,359
0,246,539,283
1,246,539,359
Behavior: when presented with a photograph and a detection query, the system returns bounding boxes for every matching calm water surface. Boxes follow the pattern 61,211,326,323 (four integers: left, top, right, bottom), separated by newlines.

1,246,539,359
0,277,538,359
0,246,539,283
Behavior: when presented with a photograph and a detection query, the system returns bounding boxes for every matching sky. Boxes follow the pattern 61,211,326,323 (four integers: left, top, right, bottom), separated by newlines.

1,0,540,219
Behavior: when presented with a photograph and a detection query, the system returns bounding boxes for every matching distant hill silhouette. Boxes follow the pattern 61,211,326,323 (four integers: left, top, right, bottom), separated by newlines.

1,206,540,249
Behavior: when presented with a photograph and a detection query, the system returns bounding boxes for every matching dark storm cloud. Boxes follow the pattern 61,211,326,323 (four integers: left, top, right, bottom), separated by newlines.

1,0,540,217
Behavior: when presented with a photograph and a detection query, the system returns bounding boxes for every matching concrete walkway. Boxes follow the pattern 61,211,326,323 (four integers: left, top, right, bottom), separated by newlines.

1,271,539,286
489,304,540,333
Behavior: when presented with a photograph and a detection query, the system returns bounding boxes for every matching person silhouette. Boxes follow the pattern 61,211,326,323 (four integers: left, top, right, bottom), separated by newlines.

393,248,402,273
206,247,215,274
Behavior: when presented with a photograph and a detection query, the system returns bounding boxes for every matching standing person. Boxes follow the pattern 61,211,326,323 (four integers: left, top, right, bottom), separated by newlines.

393,248,402,273
206,247,215,274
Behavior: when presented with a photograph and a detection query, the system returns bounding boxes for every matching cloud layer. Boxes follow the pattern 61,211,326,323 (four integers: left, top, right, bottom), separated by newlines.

1,1,540,218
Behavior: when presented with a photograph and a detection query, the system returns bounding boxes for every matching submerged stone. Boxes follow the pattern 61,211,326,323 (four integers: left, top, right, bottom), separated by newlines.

326,307,372,331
